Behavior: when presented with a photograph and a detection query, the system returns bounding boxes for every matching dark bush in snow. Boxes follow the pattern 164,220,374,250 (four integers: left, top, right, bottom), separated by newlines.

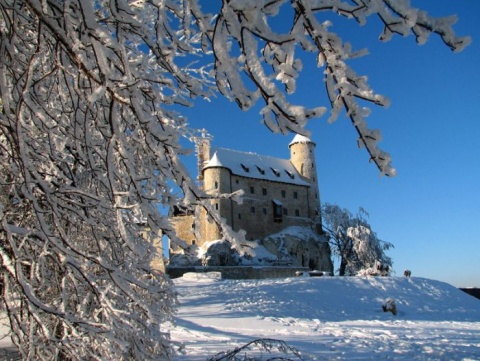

382,298,397,315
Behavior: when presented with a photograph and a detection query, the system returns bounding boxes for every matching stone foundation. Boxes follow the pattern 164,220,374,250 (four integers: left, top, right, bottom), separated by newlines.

167,266,310,280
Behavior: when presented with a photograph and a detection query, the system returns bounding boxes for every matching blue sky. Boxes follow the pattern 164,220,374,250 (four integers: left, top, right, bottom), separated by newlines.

178,1,480,287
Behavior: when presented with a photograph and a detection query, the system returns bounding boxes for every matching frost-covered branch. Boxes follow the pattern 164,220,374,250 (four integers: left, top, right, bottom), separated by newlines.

0,0,468,359
322,203,393,276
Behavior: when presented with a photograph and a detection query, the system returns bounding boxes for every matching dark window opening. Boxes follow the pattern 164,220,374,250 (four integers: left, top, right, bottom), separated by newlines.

281,190,286,198
295,209,300,217
273,201,283,223
256,166,265,175
262,188,267,196
263,208,267,215
271,168,280,177
283,208,288,216
251,206,256,214
293,191,298,199
241,163,249,172
250,186,255,194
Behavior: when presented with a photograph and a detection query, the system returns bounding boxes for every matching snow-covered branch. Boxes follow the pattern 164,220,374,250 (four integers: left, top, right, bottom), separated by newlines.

0,0,468,358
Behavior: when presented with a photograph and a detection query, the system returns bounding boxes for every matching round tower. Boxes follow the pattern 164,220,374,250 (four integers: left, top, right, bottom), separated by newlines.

202,152,232,242
289,134,317,182
289,134,322,230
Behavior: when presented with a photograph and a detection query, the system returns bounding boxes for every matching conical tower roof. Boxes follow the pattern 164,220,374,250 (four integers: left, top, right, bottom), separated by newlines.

289,134,315,147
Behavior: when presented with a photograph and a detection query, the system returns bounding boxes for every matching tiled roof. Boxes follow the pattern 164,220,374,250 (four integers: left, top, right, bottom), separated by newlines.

203,148,309,186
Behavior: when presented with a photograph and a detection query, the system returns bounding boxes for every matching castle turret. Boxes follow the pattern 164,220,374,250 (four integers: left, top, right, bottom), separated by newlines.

196,134,211,190
289,134,322,231
202,152,232,241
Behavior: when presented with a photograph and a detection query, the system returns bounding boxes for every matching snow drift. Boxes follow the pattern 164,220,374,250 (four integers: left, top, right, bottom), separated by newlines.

170,275,480,360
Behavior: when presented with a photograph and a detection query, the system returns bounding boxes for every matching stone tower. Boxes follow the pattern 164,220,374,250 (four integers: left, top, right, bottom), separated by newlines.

289,134,322,231
202,152,232,241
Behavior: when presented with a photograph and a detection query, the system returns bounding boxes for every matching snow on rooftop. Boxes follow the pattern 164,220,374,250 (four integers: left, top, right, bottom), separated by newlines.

289,134,315,147
203,148,309,186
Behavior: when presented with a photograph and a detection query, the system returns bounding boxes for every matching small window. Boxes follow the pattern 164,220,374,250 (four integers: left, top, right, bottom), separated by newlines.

285,170,295,179
256,166,265,175
215,203,218,210
263,208,267,215
236,179,239,184
250,186,255,194
270,167,280,177
262,188,267,196
214,181,218,189
293,191,298,199
295,209,300,217
191,240,196,245
250,206,256,214
281,190,286,198
238,213,242,220
283,208,288,216
241,163,249,172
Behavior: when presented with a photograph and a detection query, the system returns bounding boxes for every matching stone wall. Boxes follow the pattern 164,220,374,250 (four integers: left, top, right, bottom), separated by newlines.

167,266,310,280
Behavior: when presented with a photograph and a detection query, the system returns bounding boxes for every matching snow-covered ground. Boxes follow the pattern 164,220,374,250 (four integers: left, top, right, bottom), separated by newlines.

1,274,479,360
169,273,480,360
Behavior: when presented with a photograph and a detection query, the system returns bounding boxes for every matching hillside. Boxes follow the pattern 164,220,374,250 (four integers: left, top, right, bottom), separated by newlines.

2,275,479,360
170,274,480,360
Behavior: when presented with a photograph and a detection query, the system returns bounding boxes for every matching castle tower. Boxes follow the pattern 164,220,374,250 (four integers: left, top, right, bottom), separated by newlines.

289,134,322,231
196,134,211,190
201,152,232,241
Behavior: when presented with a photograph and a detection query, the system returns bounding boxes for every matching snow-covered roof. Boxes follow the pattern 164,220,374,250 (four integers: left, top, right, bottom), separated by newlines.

288,134,315,147
203,148,309,186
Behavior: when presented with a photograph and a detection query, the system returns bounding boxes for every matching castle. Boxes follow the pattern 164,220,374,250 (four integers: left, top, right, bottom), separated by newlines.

169,134,332,272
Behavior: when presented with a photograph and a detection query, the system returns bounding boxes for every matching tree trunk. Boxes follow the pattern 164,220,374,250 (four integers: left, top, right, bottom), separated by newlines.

339,257,348,276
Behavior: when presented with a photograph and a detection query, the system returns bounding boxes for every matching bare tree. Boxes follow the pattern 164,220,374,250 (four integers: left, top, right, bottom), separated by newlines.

0,1,469,359
322,203,393,276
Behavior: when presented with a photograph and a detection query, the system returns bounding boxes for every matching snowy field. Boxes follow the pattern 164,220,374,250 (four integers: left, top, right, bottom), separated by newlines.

1,274,479,360
169,273,480,360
